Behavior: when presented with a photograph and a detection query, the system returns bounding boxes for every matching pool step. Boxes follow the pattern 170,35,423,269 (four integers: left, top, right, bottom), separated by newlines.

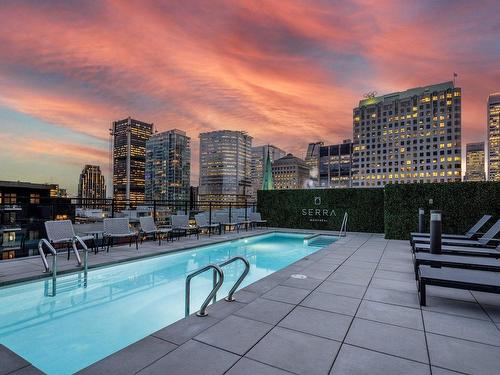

307,236,338,247
44,276,87,295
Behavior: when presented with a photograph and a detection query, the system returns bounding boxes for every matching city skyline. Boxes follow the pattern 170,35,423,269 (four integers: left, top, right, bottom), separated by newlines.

0,1,499,194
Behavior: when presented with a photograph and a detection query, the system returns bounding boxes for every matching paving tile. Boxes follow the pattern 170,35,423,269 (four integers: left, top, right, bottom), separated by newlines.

316,280,366,298
330,344,431,375
304,262,340,272
426,286,475,303
345,318,429,363
279,276,322,290
297,268,332,280
78,336,177,374
278,306,352,341
195,315,272,355
6,366,44,375
246,327,340,375
374,269,415,282
471,291,500,306
234,298,295,325
422,310,500,346
231,289,261,303
301,291,361,316
261,285,310,304
482,304,500,323
377,262,413,273
0,344,30,375
152,314,220,345
370,278,417,293
427,333,500,374
226,358,292,375
243,278,281,294
327,272,371,286
356,300,423,330
430,367,464,375
364,286,420,308
206,300,247,319
137,340,239,375
422,296,490,321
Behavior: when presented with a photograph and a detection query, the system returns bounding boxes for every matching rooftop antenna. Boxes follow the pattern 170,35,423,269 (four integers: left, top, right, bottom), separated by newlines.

453,72,458,86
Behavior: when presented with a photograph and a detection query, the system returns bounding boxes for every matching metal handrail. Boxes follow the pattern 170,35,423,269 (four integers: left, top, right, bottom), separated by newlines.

73,235,89,287
339,213,348,237
38,239,57,296
219,256,250,302
185,264,224,317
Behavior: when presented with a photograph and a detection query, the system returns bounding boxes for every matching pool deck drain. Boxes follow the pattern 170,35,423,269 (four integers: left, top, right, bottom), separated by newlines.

2,231,500,374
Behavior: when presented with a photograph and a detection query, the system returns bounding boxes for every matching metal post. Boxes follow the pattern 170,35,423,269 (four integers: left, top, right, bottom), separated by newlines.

212,269,217,304
52,253,57,296
184,201,188,215
153,200,157,221
430,210,442,254
111,199,115,218
418,208,425,233
209,202,212,225
229,202,232,223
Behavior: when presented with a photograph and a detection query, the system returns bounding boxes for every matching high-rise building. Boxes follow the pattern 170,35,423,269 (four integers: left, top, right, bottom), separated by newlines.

464,142,486,181
251,145,286,198
272,154,310,190
145,129,191,202
111,117,153,204
352,81,462,187
304,141,324,183
78,165,106,204
487,93,500,181
199,130,252,203
319,140,353,188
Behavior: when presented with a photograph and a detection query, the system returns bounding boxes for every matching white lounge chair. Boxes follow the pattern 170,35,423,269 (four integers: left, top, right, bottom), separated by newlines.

103,218,139,251
249,212,268,228
171,214,199,239
44,220,95,263
139,216,172,245
194,213,220,236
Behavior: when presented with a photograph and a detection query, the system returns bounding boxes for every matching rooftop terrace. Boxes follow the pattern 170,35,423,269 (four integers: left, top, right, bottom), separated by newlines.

1,230,499,374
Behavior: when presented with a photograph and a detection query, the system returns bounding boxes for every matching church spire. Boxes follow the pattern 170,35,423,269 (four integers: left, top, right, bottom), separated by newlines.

262,145,274,190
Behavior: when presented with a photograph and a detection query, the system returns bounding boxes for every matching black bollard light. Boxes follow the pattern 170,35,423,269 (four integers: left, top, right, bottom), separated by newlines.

418,208,425,233
430,210,442,254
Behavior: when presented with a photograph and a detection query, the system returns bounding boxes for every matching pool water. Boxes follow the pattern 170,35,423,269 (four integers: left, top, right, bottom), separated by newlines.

0,232,333,374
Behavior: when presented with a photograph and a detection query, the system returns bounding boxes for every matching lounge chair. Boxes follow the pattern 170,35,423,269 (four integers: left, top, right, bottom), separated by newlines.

413,242,500,258
171,214,199,239
139,216,172,245
411,219,500,248
103,218,139,251
194,213,220,236
249,212,268,228
214,213,242,233
44,220,96,262
417,266,500,306
413,252,500,279
410,214,491,240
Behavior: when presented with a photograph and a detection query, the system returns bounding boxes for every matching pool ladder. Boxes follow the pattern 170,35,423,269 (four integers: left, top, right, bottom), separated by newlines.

339,212,348,237
39,236,89,297
185,256,250,317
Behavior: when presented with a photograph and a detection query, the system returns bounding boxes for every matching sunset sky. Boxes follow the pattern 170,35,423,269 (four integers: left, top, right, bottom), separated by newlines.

0,0,499,194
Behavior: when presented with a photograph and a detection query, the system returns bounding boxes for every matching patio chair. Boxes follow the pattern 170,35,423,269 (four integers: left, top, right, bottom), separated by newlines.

413,252,500,280
410,214,492,240
417,266,500,306
412,219,500,249
413,242,500,258
194,213,220,236
103,218,139,251
139,216,172,245
214,213,241,233
171,214,199,239
44,220,96,263
249,212,268,228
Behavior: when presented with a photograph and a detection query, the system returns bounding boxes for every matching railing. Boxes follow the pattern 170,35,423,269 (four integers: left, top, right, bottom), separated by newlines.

38,239,57,296
184,256,250,317
185,264,224,317
218,256,250,302
339,212,348,237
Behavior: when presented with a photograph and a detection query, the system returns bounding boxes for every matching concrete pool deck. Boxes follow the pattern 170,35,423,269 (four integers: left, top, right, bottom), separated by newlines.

1,231,500,374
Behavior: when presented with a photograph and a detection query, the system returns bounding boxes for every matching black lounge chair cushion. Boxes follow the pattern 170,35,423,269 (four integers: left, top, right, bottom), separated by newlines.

419,266,500,288
414,253,500,271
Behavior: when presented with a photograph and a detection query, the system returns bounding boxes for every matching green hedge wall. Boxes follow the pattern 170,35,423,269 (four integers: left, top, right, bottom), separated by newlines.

257,182,500,240
257,188,385,233
384,182,500,239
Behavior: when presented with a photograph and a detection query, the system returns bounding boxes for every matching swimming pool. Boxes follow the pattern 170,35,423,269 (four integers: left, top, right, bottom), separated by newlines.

0,232,333,374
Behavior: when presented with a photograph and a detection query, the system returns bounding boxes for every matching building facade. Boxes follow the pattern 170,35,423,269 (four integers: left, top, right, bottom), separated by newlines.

304,141,324,183
145,129,191,202
199,130,253,203
111,117,153,204
464,142,486,181
353,82,462,187
251,145,286,199
488,93,500,181
78,165,106,205
319,140,353,188
272,154,310,190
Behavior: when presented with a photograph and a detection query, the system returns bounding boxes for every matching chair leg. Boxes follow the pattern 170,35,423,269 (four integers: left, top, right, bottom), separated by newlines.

419,280,426,306
135,235,139,250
